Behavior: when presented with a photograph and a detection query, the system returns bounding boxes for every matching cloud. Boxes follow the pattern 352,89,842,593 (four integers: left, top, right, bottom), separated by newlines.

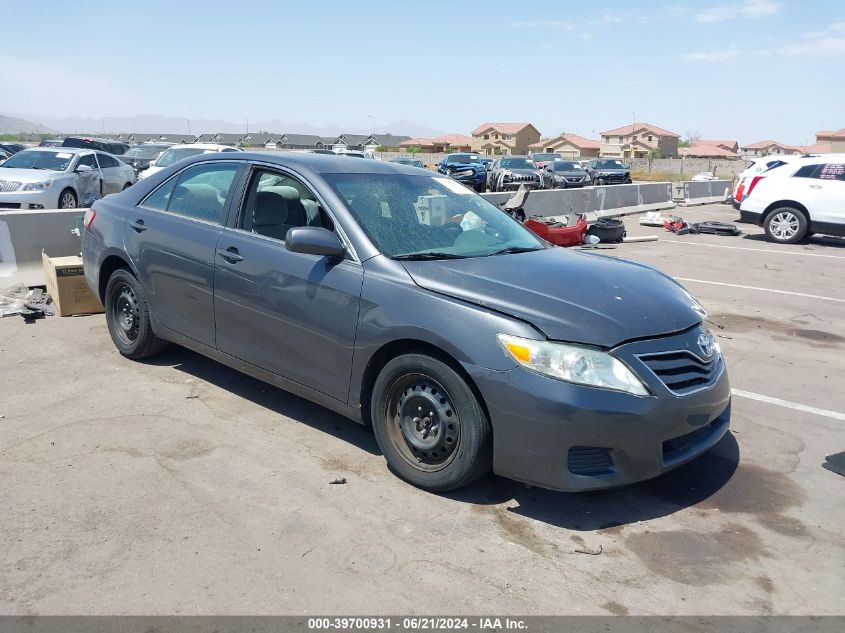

682,49,741,62
783,21,845,57
695,0,781,23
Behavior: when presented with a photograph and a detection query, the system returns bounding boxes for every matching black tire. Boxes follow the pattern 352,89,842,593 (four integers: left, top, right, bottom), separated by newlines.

58,188,77,209
763,206,807,244
371,353,492,492
104,268,168,359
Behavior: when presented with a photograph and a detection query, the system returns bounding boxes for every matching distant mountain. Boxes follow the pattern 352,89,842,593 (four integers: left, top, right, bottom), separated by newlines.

0,114,56,134
3,112,449,138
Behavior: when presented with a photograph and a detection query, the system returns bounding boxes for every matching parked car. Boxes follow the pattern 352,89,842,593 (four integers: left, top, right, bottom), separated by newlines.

437,152,487,192
334,149,371,159
585,158,632,185
0,147,136,210
479,158,494,170
540,160,591,189
0,149,10,165
82,152,729,493
119,142,174,172
39,139,64,147
0,142,26,155
61,136,130,155
739,155,845,243
530,152,561,170
731,155,805,209
487,156,542,191
139,143,244,180
390,157,424,169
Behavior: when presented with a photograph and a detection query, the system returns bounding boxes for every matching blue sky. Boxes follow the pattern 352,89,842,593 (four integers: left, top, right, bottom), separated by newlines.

0,0,842,144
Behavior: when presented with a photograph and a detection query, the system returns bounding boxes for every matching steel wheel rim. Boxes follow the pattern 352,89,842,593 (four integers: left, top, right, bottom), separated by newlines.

60,192,75,208
771,211,799,239
111,283,140,344
384,373,461,472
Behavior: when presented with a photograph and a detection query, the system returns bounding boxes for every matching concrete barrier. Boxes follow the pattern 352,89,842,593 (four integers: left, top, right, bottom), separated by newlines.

481,182,675,220
674,180,733,206
0,209,85,287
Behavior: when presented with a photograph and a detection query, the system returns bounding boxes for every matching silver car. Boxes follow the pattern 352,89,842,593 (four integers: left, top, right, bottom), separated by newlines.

0,147,137,210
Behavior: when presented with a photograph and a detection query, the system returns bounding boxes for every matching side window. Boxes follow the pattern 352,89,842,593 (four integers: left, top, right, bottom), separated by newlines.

817,163,845,181
141,162,240,223
239,169,328,241
96,153,118,168
77,154,98,169
793,164,822,179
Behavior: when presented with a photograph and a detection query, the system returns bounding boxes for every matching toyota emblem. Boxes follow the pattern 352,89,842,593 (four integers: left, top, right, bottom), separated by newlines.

697,331,716,358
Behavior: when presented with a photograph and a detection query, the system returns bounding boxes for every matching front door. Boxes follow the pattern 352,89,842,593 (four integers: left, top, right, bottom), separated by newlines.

213,167,363,403
124,160,243,347
95,152,128,194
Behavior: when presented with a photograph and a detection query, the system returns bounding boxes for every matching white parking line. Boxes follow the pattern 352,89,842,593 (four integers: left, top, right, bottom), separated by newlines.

662,239,845,260
674,278,845,304
732,389,845,422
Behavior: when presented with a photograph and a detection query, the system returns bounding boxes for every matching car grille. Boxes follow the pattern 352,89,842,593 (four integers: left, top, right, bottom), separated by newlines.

568,446,614,476
637,350,724,395
565,177,586,183
505,174,539,183
0,180,22,193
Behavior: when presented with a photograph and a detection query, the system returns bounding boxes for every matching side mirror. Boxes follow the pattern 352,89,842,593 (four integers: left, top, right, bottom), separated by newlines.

75,164,93,173
285,226,346,259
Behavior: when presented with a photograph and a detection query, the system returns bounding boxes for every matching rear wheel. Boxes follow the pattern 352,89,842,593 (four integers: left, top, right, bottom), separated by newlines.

105,268,168,359
764,206,807,244
371,353,492,492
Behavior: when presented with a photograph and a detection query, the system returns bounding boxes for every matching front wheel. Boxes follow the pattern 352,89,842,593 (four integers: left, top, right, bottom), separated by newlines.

371,353,492,492
58,189,77,209
764,207,807,244
105,268,168,359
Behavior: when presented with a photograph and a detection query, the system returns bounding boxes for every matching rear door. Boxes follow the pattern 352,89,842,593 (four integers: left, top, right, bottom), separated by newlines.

795,162,845,227
213,166,363,402
95,152,127,194
124,160,244,347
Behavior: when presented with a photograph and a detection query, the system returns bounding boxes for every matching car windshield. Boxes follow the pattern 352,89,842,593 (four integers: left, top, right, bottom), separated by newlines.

154,147,210,167
554,161,582,171
532,154,559,162
1,150,73,171
446,154,480,164
500,158,535,169
594,160,625,169
123,145,169,159
325,173,545,259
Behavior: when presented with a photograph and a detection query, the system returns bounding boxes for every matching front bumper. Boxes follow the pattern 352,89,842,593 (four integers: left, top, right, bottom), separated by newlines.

0,187,63,210
499,179,543,190
466,326,731,491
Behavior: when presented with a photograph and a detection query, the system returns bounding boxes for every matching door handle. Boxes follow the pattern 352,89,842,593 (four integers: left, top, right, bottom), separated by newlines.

129,220,147,232
809,184,822,189
216,247,244,263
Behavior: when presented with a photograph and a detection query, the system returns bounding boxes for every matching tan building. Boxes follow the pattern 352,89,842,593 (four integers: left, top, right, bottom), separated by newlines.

599,122,679,158
399,133,473,153
739,140,798,159
814,129,844,152
529,133,600,158
471,122,541,155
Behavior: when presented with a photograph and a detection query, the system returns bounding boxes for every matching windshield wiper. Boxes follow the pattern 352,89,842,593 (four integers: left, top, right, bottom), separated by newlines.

487,246,542,256
392,252,469,261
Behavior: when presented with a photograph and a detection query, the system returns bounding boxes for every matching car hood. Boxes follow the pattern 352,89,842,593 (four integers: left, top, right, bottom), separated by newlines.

555,170,588,177
0,168,68,183
401,248,702,347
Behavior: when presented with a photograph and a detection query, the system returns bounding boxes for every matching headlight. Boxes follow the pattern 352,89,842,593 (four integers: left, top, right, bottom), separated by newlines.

22,180,53,192
497,333,650,396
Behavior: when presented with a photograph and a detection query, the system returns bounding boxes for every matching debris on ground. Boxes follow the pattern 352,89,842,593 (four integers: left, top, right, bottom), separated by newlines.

639,211,671,226
329,478,347,485
573,545,603,555
0,284,53,319
822,452,845,478
623,235,659,243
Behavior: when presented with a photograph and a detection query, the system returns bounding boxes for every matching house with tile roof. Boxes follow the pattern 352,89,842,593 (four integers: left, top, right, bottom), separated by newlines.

529,133,600,159
739,140,799,159
684,142,740,159
600,122,680,158
814,128,845,152
400,133,473,153
471,123,541,156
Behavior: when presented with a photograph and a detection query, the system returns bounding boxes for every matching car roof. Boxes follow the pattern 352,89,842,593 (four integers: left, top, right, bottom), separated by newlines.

23,146,91,154
166,143,240,150
173,150,437,175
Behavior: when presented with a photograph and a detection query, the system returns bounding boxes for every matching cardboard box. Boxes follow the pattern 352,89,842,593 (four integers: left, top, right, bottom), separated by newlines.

41,252,104,316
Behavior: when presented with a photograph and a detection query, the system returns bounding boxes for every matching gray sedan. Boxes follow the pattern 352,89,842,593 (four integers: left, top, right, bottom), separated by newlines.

82,153,730,493
541,160,592,189
0,147,136,210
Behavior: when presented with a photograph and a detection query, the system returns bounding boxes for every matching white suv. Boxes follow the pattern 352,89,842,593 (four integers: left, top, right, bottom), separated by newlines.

739,155,845,243
731,155,804,208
